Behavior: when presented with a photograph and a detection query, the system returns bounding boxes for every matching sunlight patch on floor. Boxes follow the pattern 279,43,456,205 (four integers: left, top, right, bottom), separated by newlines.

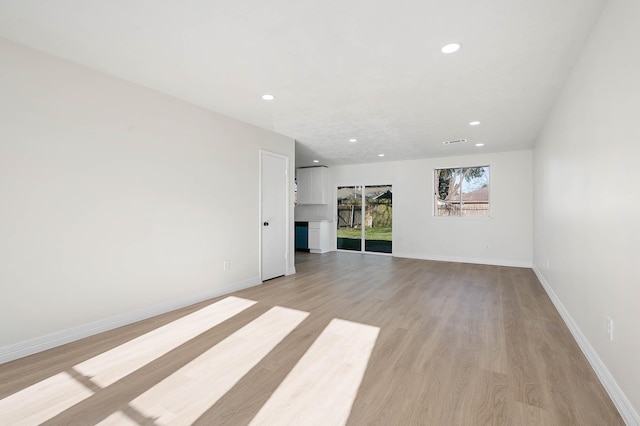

130,306,309,425
250,318,380,426
0,372,93,425
75,296,257,387
0,296,256,425
1,299,381,426
96,411,138,425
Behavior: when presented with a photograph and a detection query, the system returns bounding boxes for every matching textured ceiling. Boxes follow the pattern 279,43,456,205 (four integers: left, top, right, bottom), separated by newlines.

0,0,606,167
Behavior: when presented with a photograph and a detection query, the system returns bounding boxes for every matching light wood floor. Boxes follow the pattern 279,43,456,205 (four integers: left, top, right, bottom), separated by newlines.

0,252,623,425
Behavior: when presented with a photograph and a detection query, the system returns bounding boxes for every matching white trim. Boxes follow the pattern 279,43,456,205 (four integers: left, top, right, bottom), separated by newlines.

533,266,640,426
432,216,493,221
336,249,390,257
393,252,531,268
0,276,261,364
334,181,395,189
287,266,296,275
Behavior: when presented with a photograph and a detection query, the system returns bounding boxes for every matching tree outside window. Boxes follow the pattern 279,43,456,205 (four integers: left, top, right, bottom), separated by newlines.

434,166,490,217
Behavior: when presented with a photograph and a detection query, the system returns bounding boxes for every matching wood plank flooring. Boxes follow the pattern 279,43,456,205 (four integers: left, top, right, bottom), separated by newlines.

0,252,623,425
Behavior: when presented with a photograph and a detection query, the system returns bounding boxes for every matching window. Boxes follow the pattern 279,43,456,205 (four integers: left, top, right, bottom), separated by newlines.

434,166,490,217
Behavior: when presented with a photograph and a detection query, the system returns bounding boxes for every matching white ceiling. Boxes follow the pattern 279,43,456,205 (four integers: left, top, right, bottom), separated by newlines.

0,0,606,167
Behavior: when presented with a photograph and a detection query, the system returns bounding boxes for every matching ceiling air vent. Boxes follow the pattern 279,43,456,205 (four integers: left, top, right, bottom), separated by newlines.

442,138,467,145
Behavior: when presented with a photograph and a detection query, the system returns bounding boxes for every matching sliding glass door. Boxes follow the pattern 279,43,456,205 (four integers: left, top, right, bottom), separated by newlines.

364,185,392,253
337,186,362,251
337,185,392,254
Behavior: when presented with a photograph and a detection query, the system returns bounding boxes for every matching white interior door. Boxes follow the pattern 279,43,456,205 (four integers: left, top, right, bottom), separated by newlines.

261,151,288,281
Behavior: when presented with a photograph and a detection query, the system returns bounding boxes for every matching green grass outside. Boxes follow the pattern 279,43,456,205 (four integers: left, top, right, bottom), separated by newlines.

337,227,392,241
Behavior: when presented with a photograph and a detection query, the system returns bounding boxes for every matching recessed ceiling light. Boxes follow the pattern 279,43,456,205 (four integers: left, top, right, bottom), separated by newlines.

475,143,485,147
313,160,319,163
349,138,357,142
443,139,467,145
261,94,275,101
441,43,461,54
378,153,385,157
469,121,481,126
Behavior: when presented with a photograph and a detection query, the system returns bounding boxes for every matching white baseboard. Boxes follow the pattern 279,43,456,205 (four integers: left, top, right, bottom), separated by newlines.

287,266,296,275
393,252,532,268
0,276,261,365
532,266,640,426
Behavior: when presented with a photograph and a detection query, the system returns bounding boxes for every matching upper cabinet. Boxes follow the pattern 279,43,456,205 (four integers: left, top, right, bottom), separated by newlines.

296,166,328,204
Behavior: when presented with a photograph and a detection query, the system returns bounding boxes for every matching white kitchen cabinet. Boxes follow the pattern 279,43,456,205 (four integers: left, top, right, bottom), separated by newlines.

296,167,328,204
308,221,332,253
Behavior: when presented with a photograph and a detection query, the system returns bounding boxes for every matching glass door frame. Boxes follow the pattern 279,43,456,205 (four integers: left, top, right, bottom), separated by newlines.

336,183,392,256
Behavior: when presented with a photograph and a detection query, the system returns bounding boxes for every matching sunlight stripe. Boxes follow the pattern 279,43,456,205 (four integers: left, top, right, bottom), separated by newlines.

0,372,93,425
75,296,256,387
250,318,379,426
96,411,138,426
130,306,309,425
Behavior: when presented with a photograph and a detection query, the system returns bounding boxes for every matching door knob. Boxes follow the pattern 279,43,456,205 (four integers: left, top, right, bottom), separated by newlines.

263,222,269,226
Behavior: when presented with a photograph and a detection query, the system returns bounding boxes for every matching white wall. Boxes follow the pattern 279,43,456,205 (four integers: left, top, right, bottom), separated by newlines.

532,0,640,421
294,204,333,221
330,150,532,267
0,38,295,358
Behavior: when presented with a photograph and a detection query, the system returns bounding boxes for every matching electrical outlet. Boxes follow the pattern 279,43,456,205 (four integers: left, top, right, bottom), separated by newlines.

606,317,613,341
223,260,230,271
485,243,489,249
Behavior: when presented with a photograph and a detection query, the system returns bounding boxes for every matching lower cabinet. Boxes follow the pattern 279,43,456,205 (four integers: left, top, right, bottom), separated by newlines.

295,222,309,250
308,221,332,254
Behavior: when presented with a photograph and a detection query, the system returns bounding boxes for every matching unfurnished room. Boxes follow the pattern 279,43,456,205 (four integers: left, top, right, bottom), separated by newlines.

0,0,639,425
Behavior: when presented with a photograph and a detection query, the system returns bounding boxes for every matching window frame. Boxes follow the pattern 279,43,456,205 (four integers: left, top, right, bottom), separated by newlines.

433,164,491,218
